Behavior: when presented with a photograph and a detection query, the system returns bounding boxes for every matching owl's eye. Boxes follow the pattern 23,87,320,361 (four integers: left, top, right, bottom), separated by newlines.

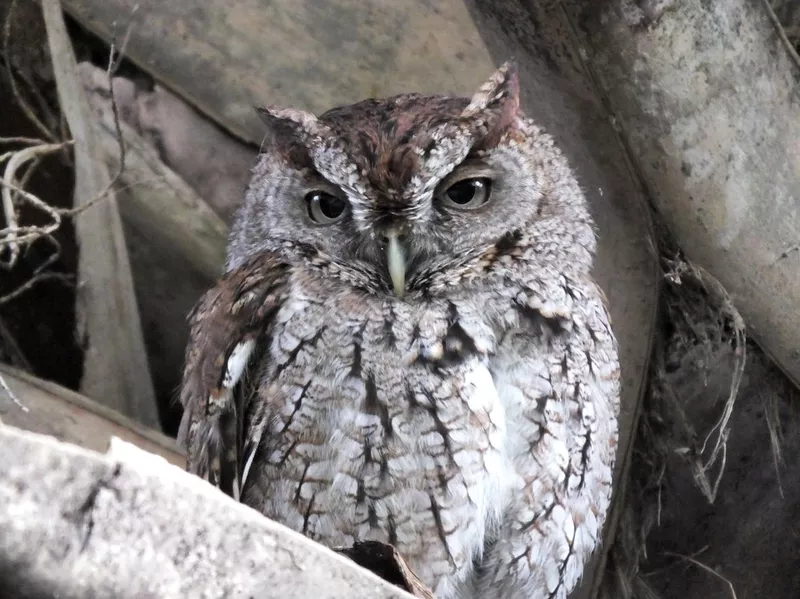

438,178,492,209
306,191,347,224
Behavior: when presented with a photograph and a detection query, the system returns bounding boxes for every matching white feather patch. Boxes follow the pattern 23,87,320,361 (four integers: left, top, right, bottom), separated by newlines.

240,446,258,496
222,338,256,389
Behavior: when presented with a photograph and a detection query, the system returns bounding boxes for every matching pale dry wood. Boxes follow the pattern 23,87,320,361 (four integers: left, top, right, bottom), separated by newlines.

0,363,183,466
79,63,228,398
41,0,159,428
61,0,495,144
95,75,257,222
568,0,800,389
0,425,417,599
80,63,228,281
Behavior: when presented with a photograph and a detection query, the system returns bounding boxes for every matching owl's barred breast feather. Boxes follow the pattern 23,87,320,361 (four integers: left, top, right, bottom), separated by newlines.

179,61,620,599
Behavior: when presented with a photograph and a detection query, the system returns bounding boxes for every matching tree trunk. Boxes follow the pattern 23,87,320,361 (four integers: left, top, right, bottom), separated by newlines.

0,424,417,599
568,0,800,388
42,0,160,428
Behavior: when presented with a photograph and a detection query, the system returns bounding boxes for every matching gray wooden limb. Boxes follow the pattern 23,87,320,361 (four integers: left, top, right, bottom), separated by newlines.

41,0,160,428
0,363,184,466
78,62,228,404
569,0,800,389
0,424,415,599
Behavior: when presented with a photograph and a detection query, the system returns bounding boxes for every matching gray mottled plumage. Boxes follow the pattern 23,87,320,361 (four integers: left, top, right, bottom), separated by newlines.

179,62,620,599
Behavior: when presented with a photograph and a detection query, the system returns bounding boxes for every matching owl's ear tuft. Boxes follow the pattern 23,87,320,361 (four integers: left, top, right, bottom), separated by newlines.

255,105,328,141
255,105,332,167
462,61,520,118
461,61,520,148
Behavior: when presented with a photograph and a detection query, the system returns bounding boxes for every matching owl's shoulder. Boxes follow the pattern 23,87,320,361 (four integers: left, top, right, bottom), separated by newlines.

178,250,291,482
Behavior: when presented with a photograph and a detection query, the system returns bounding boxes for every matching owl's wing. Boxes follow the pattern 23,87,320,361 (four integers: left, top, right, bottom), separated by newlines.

177,250,290,500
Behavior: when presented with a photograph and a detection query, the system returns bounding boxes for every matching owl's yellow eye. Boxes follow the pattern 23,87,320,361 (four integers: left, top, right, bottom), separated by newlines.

306,191,347,224
438,178,492,209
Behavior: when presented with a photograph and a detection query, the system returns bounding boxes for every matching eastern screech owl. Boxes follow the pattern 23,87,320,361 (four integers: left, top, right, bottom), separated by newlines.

179,62,620,599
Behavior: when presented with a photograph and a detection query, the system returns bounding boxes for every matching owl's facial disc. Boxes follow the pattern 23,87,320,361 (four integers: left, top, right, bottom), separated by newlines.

375,172,494,298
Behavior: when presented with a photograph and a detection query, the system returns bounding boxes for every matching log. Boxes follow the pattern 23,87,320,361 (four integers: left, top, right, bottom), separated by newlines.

42,0,159,428
79,63,228,416
0,424,415,599
464,2,660,596
569,0,800,388
62,0,495,143
0,363,183,466
91,74,259,222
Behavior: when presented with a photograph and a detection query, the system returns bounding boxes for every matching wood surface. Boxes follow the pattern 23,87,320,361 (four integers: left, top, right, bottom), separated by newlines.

0,425,416,599
0,363,184,466
80,63,228,414
571,0,800,387
43,0,160,428
61,1,662,596
63,0,495,143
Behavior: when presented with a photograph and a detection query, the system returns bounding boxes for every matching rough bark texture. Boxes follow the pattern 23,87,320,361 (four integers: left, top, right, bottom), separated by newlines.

569,0,800,388
42,0,160,428
0,424,417,599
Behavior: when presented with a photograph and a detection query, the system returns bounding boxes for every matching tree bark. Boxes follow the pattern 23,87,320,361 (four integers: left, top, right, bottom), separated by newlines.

567,0,800,388
42,0,159,428
0,424,416,599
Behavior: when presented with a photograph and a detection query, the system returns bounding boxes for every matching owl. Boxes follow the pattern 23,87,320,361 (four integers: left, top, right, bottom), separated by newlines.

178,62,620,599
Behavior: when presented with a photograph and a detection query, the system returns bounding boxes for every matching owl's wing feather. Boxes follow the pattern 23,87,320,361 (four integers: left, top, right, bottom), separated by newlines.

178,250,290,499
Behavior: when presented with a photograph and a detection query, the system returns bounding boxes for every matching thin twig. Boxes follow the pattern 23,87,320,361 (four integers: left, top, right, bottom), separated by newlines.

17,155,43,191
0,372,27,412
0,141,71,267
668,260,746,503
0,232,72,305
109,4,140,76
760,0,800,73
58,40,127,218
763,387,785,498
0,136,49,146
2,0,57,142
663,552,738,599
0,271,73,305
14,66,60,133
0,315,31,370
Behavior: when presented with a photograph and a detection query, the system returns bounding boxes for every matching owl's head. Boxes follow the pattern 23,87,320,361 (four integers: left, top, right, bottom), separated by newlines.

228,62,595,299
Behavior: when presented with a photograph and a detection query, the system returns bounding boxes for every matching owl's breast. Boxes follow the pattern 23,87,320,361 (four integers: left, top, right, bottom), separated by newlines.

245,292,514,594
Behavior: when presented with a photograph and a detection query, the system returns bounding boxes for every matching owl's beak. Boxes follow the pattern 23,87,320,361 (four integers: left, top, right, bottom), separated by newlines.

385,230,406,298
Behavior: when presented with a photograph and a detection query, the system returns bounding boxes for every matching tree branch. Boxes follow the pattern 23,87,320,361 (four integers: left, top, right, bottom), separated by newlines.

0,424,417,599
